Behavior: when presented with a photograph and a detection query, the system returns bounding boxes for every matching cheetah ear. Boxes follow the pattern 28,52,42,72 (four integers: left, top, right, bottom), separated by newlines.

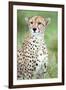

45,17,51,26
25,17,29,23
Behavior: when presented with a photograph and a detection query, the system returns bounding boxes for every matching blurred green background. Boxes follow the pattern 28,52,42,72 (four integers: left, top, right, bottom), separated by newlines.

17,10,58,78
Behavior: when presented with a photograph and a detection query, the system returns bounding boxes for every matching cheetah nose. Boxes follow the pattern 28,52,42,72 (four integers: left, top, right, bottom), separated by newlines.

33,28,37,32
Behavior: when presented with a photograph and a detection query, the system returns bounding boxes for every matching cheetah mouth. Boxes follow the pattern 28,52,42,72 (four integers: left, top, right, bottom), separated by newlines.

30,28,43,36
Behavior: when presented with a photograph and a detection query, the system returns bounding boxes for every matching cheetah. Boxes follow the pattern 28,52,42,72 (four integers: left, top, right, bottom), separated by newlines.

17,16,50,79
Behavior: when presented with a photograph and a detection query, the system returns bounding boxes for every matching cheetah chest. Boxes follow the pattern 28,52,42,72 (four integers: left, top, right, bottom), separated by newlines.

17,35,48,79
24,36,48,71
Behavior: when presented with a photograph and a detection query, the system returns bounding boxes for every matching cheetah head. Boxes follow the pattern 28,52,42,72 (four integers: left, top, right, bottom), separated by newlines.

25,16,50,36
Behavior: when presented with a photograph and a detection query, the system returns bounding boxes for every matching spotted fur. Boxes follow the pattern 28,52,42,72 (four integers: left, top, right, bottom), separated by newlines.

17,16,50,79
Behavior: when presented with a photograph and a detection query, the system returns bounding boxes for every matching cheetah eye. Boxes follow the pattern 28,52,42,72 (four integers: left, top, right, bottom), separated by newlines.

38,22,42,25
30,21,33,24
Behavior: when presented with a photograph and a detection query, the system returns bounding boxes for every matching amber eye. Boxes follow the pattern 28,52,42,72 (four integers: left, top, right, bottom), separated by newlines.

38,22,42,25
30,22,33,24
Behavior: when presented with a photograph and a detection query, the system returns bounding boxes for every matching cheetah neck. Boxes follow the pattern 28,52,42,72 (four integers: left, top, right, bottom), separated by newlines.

32,34,44,42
